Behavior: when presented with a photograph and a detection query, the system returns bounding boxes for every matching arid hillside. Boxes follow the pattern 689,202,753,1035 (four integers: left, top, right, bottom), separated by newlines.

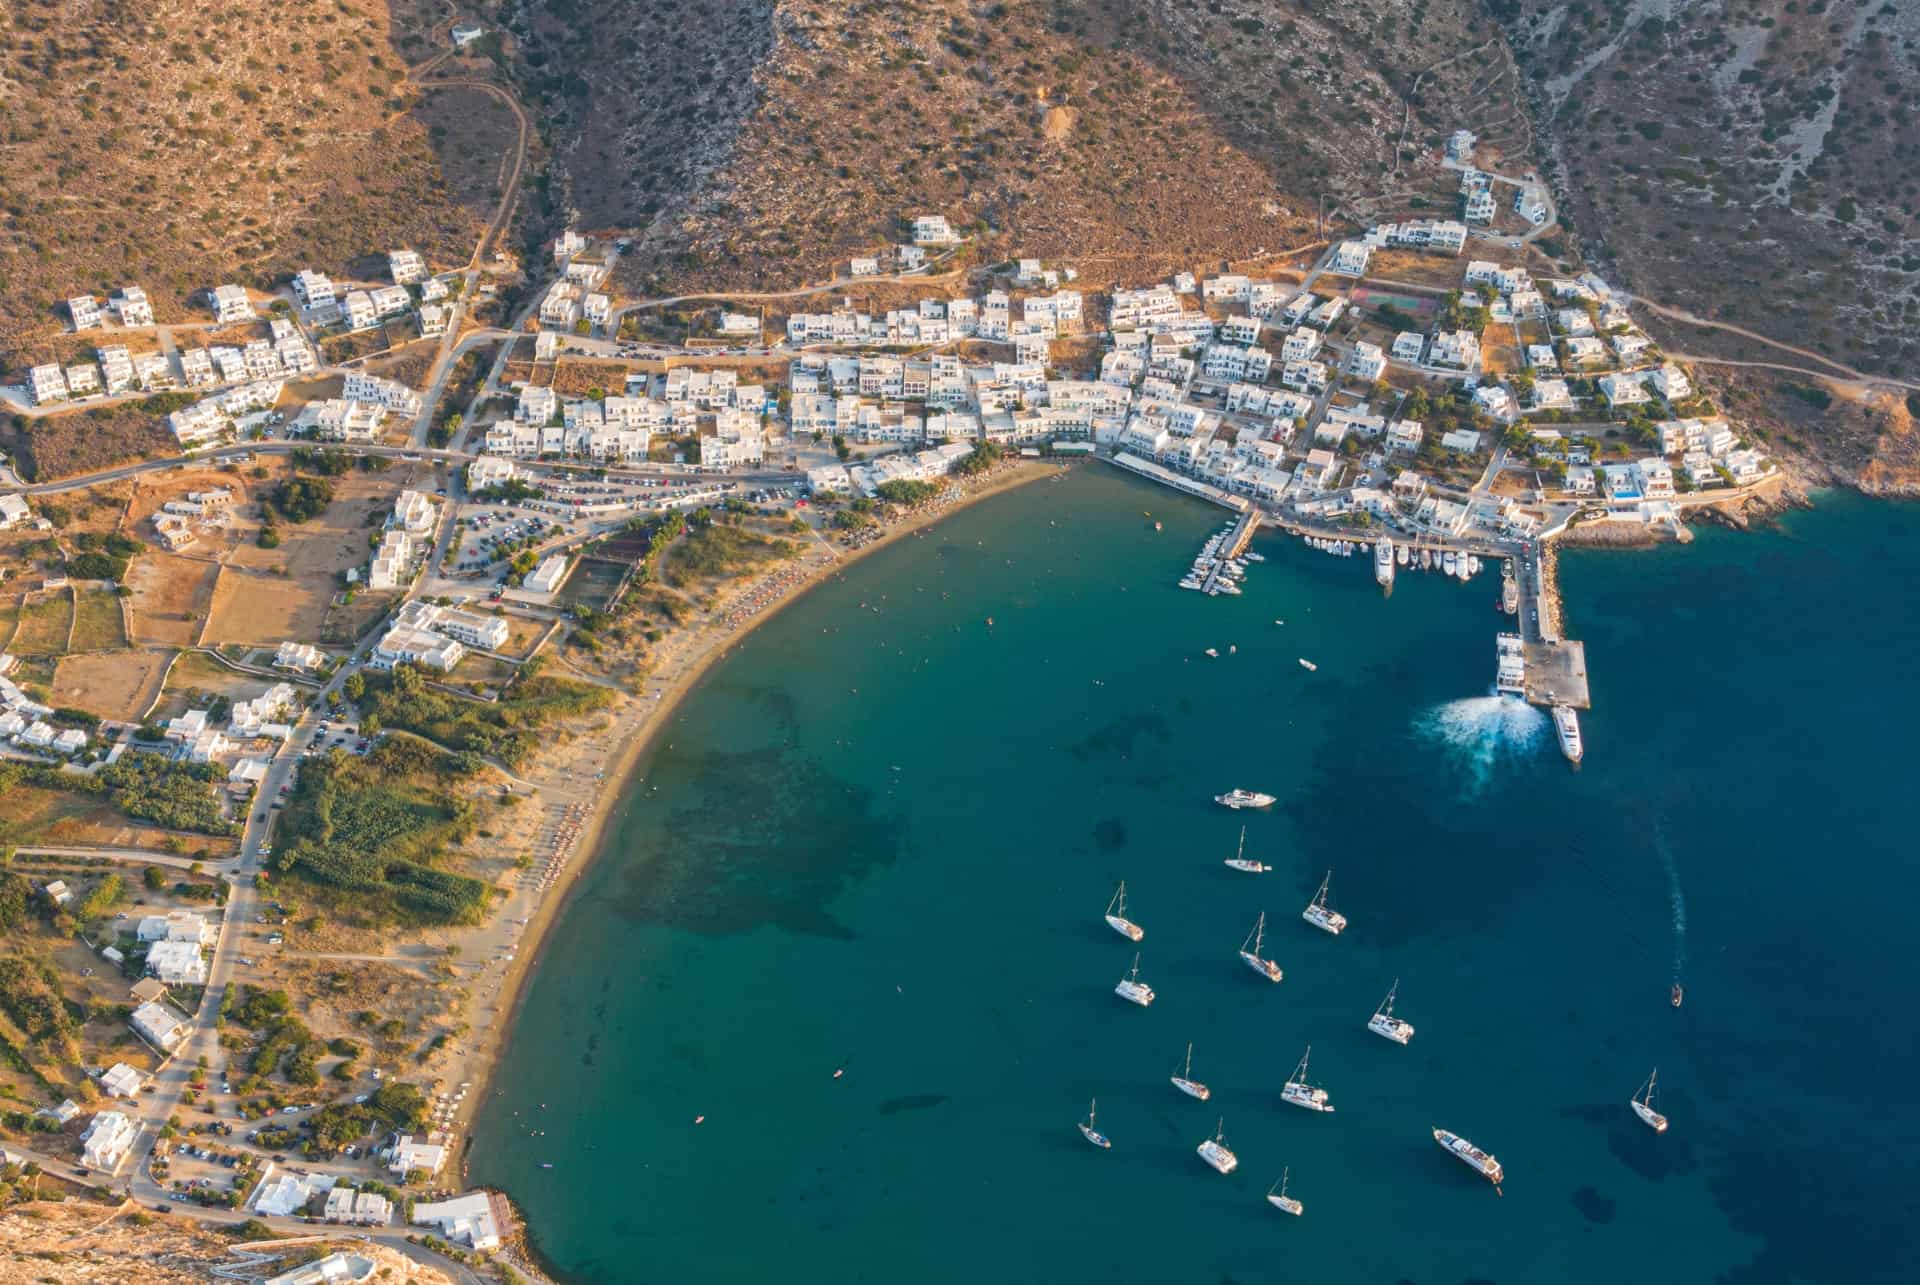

1500,0,1920,377
0,0,486,369
503,0,1512,293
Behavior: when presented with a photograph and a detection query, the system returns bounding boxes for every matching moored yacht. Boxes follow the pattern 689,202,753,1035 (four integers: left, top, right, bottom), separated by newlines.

1553,705,1583,764
1375,538,1395,589
1078,1098,1111,1149
1367,979,1415,1045
1265,1169,1304,1216
1239,912,1283,983
1223,825,1270,873
1302,871,1348,935
1197,1119,1239,1174
1630,1069,1669,1133
1433,1128,1504,1187
1171,1043,1211,1100
1443,550,1457,576
1114,953,1155,1007
1281,1046,1333,1112
1104,882,1144,942
1215,788,1276,810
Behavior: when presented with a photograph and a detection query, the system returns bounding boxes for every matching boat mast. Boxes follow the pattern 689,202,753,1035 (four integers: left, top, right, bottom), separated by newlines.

1381,979,1398,1017
1235,825,1246,864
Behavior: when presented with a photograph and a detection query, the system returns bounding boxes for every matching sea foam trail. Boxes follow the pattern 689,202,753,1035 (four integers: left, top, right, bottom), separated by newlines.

1652,823,1689,983
1416,693,1549,794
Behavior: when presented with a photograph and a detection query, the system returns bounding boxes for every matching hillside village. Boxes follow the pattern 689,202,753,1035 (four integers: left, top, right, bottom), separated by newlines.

0,120,1790,1281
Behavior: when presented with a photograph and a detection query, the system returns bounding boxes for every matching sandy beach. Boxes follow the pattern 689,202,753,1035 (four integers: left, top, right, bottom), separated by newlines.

437,459,1065,1195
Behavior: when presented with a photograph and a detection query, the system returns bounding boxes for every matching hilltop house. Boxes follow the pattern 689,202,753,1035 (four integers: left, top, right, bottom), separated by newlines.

210,284,252,324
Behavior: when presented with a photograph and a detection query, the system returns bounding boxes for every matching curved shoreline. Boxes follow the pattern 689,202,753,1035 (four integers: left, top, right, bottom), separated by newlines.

449,460,1066,1253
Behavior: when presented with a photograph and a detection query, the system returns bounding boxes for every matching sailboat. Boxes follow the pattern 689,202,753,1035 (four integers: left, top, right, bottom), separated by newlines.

1302,871,1348,935
1630,1069,1670,1133
1114,953,1155,1007
1281,1045,1334,1112
1171,1043,1211,1100
1367,979,1415,1045
1239,912,1284,983
1223,826,1270,873
1265,1168,1304,1216
1078,1098,1111,1149
1197,1118,1239,1174
1104,882,1144,942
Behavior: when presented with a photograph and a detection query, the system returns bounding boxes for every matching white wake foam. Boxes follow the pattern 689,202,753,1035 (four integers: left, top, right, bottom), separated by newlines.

1652,824,1689,983
1416,693,1549,793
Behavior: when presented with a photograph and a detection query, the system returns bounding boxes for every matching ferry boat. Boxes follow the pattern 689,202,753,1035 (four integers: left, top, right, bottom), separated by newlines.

1266,1169,1304,1216
1078,1098,1111,1149
1114,953,1155,1007
1197,1119,1239,1174
1553,705,1583,764
1223,825,1270,873
1302,871,1348,935
1630,1069,1669,1133
1433,1128,1504,1188
1239,912,1284,983
1367,979,1415,1045
1215,788,1276,810
1374,538,1395,589
1104,882,1144,942
1281,1046,1334,1112
1171,1043,1211,1100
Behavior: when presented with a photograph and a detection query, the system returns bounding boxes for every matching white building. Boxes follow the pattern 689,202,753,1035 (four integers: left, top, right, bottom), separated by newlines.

523,554,569,595
1347,342,1386,381
131,1000,189,1051
912,214,960,246
342,291,378,331
81,1111,139,1172
68,295,103,330
114,286,155,327
293,270,336,309
1391,331,1426,363
389,248,426,284
136,911,214,945
146,940,209,986
28,363,69,405
100,1062,144,1098
411,1191,500,1251
323,1185,393,1226
389,1135,449,1178
1329,240,1372,276
210,284,253,324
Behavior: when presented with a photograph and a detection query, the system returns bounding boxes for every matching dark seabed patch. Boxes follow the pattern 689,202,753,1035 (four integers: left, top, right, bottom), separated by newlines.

1573,1186,1616,1224
878,1094,949,1115
608,744,903,938
1092,817,1127,850
1068,712,1170,764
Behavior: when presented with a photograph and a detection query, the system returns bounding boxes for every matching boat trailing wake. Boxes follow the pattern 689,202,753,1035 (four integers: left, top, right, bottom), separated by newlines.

1416,693,1548,793
1652,823,1688,984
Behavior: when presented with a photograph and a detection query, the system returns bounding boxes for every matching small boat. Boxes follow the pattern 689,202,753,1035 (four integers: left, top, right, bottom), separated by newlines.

1671,983,1684,1008
1171,1043,1211,1101
1204,647,1220,658
1228,644,1237,655
1115,952,1155,1007
1630,1068,1670,1133
1154,521,1163,531
1266,1168,1304,1216
1367,979,1415,1045
1302,871,1348,935
1396,543,1409,567
1281,1046,1334,1112
1553,705,1583,764
539,1162,554,1169
1298,658,1317,672
1239,911,1283,983
1223,825,1270,874
1421,548,1433,570
1433,1128,1503,1188
1104,882,1144,942
1197,1118,1239,1174
1443,551,1457,575
1216,789,1277,810
1078,1098,1112,1149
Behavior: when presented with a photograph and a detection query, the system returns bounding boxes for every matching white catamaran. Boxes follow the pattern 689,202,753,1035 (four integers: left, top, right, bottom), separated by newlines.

1078,1098,1111,1149
1630,1069,1670,1133
1239,912,1283,983
1114,953,1156,1007
1302,870,1348,935
1280,1046,1334,1112
1197,1118,1239,1174
1266,1168,1304,1216
1367,979,1415,1045
1433,1128,1504,1188
1223,825,1270,873
1171,1043,1211,1101
1104,882,1144,942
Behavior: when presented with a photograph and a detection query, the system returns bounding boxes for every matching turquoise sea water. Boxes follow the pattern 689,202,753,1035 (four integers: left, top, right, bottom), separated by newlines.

471,468,1919,1284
